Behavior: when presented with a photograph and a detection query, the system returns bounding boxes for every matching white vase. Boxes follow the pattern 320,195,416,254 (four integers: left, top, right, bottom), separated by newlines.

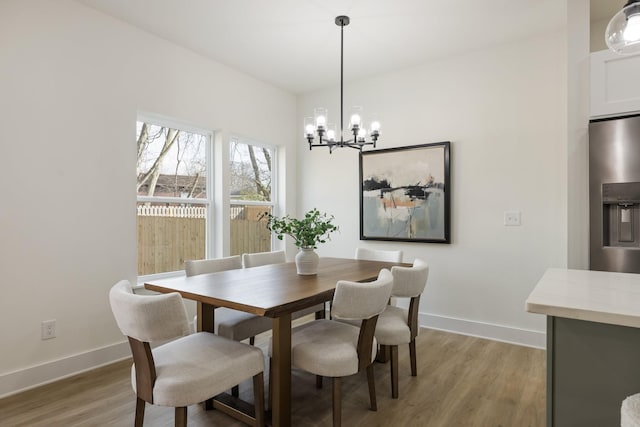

295,247,319,275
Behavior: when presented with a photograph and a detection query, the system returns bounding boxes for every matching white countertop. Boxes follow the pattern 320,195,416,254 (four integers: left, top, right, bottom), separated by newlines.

526,268,640,328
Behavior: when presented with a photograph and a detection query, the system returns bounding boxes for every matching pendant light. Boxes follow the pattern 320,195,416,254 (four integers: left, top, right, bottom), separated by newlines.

304,16,381,153
606,0,640,54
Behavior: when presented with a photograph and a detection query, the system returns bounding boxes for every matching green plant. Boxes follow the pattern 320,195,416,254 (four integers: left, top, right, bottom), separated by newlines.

260,208,338,249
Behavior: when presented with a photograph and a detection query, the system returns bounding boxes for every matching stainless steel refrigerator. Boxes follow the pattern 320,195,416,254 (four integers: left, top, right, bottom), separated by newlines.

590,114,640,273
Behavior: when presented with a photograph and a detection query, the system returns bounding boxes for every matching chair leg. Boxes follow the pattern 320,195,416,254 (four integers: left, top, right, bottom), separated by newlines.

376,344,390,363
366,364,377,411
175,406,187,427
250,336,255,346
232,385,240,397
409,339,418,376
134,397,145,427
390,345,399,399
332,377,342,427
267,357,272,411
316,375,323,389
205,397,214,410
253,372,265,427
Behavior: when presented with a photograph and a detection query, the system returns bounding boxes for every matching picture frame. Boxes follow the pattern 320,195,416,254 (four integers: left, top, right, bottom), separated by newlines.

359,142,451,243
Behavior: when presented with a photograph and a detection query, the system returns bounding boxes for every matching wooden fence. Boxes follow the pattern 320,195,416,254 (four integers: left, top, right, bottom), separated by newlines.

230,220,271,256
137,205,207,218
137,205,271,275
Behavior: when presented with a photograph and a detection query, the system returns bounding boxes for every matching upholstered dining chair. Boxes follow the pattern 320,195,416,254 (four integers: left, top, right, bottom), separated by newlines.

185,255,272,346
241,250,287,268
275,269,393,427
243,250,326,320
375,258,429,398
186,256,273,398
185,255,243,277
352,247,404,319
355,247,404,263
109,280,265,427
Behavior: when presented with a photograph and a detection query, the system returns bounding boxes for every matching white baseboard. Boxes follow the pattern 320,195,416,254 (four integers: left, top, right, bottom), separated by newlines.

0,341,131,399
419,312,546,349
1,314,545,399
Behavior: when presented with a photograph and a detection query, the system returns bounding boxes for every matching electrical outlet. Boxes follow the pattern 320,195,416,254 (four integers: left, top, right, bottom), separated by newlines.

504,211,521,226
42,319,56,340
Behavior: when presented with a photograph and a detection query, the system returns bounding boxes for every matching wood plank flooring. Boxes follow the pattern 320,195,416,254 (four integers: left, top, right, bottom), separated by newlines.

0,329,545,426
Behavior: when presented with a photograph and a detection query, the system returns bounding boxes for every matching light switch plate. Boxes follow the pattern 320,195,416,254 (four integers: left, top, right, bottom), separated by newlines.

504,211,521,226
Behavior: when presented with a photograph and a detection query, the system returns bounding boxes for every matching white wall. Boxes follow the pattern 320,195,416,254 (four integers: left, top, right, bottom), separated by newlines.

297,31,568,346
590,17,609,52
567,0,590,270
0,0,296,396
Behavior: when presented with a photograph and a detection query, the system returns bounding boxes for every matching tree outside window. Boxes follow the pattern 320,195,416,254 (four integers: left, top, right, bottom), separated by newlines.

136,121,210,276
230,138,275,255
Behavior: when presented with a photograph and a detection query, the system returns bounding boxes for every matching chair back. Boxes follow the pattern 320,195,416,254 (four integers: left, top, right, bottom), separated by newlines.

185,255,242,277
109,280,190,343
332,269,393,321
243,250,286,268
355,247,403,263
390,259,429,298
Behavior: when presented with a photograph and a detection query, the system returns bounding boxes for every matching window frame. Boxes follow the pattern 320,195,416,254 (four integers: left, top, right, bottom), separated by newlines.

229,135,278,251
136,114,214,282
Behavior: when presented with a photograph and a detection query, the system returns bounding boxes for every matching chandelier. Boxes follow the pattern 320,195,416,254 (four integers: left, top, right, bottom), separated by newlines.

304,16,380,153
606,0,640,54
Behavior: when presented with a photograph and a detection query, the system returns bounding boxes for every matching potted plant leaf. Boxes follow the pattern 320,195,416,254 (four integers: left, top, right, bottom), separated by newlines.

260,208,338,275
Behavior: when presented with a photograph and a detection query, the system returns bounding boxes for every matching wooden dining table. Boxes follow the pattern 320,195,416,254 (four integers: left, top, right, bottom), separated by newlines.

144,256,404,427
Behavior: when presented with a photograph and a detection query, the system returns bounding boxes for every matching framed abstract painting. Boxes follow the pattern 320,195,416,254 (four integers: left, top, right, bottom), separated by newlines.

359,142,451,243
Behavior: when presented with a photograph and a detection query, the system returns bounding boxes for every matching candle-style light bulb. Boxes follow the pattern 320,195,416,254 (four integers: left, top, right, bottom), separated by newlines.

325,123,337,143
314,107,328,131
350,106,363,131
370,120,380,136
350,114,361,129
357,128,366,142
304,117,316,138
306,124,315,136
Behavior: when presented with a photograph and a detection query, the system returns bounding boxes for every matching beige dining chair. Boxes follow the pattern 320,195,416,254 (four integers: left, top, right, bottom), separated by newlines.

353,246,404,318
355,247,404,263
185,256,242,277
186,255,273,398
274,269,393,427
185,256,272,346
109,280,265,427
375,258,429,398
242,250,287,268
243,250,326,320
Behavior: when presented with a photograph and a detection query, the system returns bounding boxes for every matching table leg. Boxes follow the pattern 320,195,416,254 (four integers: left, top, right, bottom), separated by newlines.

197,302,215,333
271,313,292,427
198,302,216,410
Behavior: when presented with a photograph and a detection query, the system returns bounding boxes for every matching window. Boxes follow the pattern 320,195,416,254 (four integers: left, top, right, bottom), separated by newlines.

229,137,275,255
136,119,211,276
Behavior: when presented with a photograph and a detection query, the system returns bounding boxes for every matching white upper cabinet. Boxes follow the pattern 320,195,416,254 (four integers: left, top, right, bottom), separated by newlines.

591,49,640,118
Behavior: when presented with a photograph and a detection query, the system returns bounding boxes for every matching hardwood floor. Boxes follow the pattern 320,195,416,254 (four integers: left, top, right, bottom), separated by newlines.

0,329,545,426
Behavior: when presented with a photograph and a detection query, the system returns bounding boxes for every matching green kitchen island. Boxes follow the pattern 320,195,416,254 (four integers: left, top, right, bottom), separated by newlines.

527,268,640,426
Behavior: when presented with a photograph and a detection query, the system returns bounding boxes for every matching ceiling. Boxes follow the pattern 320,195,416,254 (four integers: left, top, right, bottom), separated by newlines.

75,1,608,94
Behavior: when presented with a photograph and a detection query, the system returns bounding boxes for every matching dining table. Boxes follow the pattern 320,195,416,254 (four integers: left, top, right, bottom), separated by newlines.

144,256,405,427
